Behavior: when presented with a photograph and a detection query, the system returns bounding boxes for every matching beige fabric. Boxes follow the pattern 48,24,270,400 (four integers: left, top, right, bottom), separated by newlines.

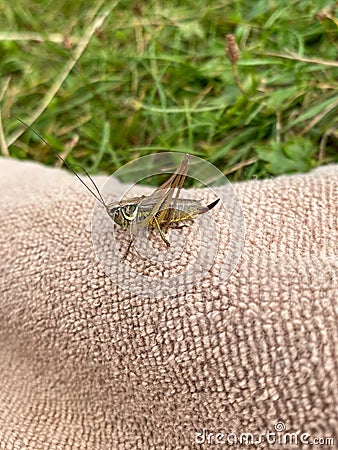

0,157,337,449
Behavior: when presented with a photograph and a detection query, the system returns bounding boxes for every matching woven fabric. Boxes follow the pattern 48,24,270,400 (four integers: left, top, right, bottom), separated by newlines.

0,157,337,449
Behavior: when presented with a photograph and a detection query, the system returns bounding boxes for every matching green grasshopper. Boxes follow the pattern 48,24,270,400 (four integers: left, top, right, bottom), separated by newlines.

15,118,219,257
106,154,219,256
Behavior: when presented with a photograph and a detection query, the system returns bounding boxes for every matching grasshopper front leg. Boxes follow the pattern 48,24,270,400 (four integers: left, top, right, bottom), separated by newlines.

122,222,135,259
123,236,134,259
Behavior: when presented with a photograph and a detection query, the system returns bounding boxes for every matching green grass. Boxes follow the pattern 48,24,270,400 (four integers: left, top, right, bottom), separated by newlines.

0,0,337,181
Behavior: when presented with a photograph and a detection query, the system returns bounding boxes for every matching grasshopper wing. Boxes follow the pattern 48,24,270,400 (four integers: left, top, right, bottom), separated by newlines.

139,154,190,229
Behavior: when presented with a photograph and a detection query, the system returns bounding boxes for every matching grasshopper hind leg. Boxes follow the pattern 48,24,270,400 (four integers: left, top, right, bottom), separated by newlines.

153,216,170,247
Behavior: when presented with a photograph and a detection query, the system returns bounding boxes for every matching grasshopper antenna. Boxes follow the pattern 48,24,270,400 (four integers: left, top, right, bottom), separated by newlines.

13,116,107,208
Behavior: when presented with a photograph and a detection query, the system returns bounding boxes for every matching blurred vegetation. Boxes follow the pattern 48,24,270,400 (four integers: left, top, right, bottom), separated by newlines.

0,0,337,181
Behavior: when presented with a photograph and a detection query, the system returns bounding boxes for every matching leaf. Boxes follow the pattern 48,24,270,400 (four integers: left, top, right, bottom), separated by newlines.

178,21,205,40
255,137,317,175
264,86,302,110
287,95,338,128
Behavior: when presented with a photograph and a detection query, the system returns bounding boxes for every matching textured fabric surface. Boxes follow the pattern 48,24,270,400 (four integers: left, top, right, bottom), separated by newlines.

0,157,337,450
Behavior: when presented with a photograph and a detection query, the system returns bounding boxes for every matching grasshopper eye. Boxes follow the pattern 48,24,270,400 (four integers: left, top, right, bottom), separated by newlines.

124,205,136,215
122,204,138,220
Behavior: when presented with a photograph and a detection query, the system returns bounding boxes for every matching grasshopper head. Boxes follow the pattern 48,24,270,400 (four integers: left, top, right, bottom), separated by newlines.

107,204,127,229
107,203,138,230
